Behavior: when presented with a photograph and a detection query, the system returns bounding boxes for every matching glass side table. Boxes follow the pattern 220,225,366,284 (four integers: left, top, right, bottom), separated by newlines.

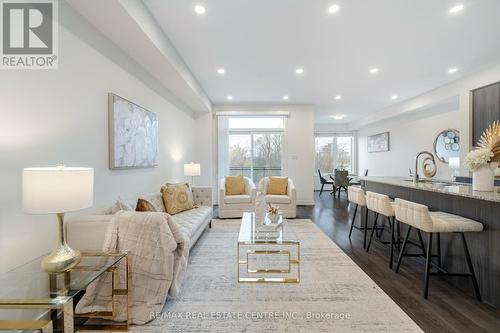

0,250,130,332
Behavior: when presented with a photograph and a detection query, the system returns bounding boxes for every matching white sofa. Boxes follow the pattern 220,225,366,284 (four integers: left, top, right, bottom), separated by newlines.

65,186,213,250
218,177,256,218
258,177,297,218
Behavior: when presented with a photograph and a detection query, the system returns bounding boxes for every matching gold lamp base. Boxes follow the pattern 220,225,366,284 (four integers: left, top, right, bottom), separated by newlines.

41,213,81,273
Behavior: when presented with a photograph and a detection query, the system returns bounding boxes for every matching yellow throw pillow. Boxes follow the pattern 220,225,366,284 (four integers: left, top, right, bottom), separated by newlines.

225,176,245,195
161,183,194,215
267,176,288,195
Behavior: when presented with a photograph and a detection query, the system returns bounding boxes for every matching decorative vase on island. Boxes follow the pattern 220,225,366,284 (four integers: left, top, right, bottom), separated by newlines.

472,162,497,192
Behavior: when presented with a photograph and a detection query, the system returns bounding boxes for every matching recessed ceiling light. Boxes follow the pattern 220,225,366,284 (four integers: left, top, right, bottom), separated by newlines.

283,95,289,100
369,67,379,74
331,114,346,120
217,68,225,75
449,4,464,14
295,67,304,75
335,95,342,100
328,4,340,14
194,5,206,15
448,67,458,74
227,95,233,100
391,95,398,100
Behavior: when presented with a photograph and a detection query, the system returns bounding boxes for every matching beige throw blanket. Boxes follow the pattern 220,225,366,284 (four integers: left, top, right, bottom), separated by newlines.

75,211,189,324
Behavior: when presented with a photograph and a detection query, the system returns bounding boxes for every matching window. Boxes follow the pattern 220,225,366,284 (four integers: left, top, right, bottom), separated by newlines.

226,117,285,183
315,134,354,174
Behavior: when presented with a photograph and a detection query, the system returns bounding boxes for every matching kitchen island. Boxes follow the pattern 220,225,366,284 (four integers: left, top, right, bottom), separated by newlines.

361,176,500,308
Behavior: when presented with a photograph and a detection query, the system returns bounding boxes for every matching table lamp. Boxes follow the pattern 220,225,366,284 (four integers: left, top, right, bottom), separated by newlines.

184,163,201,185
23,166,94,273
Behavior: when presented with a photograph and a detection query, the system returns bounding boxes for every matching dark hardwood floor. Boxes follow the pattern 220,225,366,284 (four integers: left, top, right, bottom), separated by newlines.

296,191,500,333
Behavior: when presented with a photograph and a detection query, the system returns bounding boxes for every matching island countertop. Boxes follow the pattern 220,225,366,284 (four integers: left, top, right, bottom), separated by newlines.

360,176,500,203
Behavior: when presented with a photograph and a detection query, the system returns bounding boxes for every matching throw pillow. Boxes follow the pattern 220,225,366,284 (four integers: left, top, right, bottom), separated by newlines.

110,197,134,214
267,176,288,195
136,198,157,212
225,175,245,195
161,183,195,215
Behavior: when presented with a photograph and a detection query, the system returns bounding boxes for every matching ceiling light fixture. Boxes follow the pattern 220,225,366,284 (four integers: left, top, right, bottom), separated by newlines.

331,114,346,120
295,67,304,75
217,68,225,75
449,4,464,14
328,4,340,14
369,67,379,74
194,5,206,15
391,95,398,100
335,95,342,100
283,95,289,100
227,95,233,100
448,67,458,74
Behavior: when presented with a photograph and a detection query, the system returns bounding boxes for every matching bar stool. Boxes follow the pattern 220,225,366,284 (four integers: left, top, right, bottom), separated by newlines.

347,186,368,248
365,191,399,269
393,198,483,300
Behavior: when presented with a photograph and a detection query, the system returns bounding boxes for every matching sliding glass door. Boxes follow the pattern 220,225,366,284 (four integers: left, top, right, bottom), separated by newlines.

315,134,354,174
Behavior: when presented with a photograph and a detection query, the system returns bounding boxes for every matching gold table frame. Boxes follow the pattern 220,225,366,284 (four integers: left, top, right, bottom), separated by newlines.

0,251,131,332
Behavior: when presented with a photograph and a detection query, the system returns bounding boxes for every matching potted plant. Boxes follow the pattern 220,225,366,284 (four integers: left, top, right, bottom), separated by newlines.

466,121,500,191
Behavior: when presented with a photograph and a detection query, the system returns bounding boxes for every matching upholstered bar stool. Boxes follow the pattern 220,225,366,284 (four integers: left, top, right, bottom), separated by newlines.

365,191,399,269
347,186,369,248
393,198,483,300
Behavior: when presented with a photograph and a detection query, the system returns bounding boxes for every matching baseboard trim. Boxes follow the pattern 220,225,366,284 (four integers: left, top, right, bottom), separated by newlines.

297,200,315,206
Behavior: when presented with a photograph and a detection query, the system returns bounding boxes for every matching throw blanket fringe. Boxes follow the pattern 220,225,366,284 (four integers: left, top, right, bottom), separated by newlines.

75,211,189,324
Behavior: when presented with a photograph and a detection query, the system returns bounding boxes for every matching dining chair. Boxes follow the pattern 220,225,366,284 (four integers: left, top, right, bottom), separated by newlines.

318,169,334,195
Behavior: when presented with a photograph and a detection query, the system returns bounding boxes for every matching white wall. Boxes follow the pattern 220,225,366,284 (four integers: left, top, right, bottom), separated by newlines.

351,61,500,176
0,6,196,273
197,105,315,205
357,110,459,179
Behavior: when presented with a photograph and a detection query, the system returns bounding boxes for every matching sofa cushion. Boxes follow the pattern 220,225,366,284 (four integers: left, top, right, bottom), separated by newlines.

225,176,245,195
136,198,157,212
224,194,252,204
161,183,195,215
171,206,212,240
265,194,291,204
267,176,288,195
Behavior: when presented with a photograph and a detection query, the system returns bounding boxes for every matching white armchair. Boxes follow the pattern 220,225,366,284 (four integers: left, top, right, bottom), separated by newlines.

219,177,257,218
258,177,297,218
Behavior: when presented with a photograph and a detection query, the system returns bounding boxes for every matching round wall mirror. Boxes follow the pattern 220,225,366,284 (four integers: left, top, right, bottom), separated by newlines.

434,129,460,163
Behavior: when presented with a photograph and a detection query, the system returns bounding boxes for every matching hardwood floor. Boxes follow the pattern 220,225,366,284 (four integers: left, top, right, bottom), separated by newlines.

296,191,500,333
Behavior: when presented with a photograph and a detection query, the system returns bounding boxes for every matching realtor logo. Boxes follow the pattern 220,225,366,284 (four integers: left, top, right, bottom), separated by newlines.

1,0,58,69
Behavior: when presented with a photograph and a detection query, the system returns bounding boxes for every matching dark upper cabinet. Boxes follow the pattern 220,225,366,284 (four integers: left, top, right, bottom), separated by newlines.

472,81,500,146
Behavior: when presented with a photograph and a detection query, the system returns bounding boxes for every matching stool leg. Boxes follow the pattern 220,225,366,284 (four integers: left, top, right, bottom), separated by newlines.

417,229,426,258
366,212,379,252
389,217,395,269
424,232,433,299
363,206,368,249
437,233,441,268
395,226,412,273
461,233,482,301
348,204,358,239
397,221,401,251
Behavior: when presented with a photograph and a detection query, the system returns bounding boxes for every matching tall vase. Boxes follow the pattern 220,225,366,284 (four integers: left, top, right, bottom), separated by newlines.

472,163,497,192
254,191,267,225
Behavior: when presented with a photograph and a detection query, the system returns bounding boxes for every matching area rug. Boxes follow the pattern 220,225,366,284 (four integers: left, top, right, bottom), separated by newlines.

138,219,422,332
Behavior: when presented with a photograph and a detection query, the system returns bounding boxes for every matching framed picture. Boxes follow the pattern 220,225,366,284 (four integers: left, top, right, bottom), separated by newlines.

367,132,390,153
108,93,158,169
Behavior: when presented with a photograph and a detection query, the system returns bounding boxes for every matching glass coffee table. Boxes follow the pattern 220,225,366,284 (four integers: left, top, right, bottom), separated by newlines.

0,251,130,332
237,212,300,283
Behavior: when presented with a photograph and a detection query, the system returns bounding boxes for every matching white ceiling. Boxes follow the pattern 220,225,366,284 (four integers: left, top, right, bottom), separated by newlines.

143,0,500,124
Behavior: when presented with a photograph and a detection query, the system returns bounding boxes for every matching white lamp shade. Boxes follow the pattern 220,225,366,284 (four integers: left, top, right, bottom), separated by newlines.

184,163,201,177
23,166,94,214
449,157,460,169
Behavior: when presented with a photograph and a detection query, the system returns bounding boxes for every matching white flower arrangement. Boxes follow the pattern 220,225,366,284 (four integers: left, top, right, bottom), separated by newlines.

464,148,493,171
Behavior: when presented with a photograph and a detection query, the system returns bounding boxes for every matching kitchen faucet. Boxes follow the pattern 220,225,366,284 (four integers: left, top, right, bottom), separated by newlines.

414,151,435,185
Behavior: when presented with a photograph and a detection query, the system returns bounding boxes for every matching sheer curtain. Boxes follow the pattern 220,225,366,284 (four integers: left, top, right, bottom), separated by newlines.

217,115,230,189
